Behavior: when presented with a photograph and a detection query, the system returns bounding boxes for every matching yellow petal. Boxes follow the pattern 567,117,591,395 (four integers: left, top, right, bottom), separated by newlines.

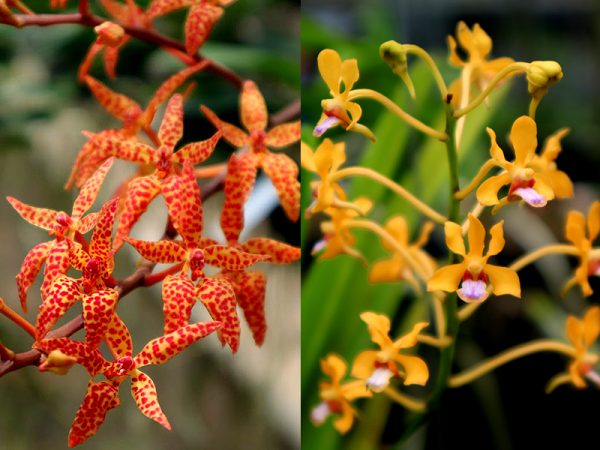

575,261,593,297
467,214,485,257
588,201,600,241
318,49,342,94
341,380,372,401
351,350,379,380
583,306,600,347
447,35,464,67
445,221,465,256
471,23,492,57
545,372,572,393
481,57,514,76
541,128,569,162
333,402,356,434
395,354,429,386
485,264,520,298
385,216,409,246
360,312,393,349
369,258,404,283
486,220,505,257
340,58,359,94
427,263,465,293
565,315,584,348
353,197,373,215
300,142,317,172
533,176,555,201
321,354,348,384
394,322,428,349
568,360,587,388
538,170,573,199
477,173,511,206
486,127,508,165
345,102,363,128
351,122,376,142
415,221,434,248
510,116,537,166
456,21,474,55
565,211,586,247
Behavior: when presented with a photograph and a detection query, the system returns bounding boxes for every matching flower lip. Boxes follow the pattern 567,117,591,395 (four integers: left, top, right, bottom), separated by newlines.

314,116,342,137
310,402,331,425
512,187,547,207
458,271,489,302
366,367,394,392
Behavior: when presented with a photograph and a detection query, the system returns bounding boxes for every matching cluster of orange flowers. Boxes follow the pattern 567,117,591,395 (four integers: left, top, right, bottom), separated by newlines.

306,22,600,434
0,0,299,447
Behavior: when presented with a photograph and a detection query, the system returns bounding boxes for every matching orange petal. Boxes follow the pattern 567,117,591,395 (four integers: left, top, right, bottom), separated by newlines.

35,338,106,376
172,130,222,165
130,371,171,430
158,94,183,150
322,353,348,383
485,264,521,298
226,270,267,346
220,153,258,243
185,3,223,55
360,312,393,350
261,152,300,222
84,75,142,124
240,80,268,132
91,133,153,165
89,197,119,262
565,211,587,248
444,221,465,256
466,214,485,257
486,127,508,165
340,58,359,94
162,274,196,334
83,289,119,348
105,313,133,359
486,220,505,257
134,320,222,367
40,239,72,300
146,0,188,19
36,276,83,341
239,238,300,263
350,350,379,380
427,263,465,293
476,173,511,206
197,277,240,352
203,245,268,270
510,116,537,166
78,212,101,235
124,238,187,263
7,196,57,231
368,258,403,283
68,380,120,447
394,322,428,349
200,105,249,148
317,49,342,94
265,121,301,148
72,157,114,222
588,201,600,241
583,306,600,347
16,241,52,312
395,354,429,386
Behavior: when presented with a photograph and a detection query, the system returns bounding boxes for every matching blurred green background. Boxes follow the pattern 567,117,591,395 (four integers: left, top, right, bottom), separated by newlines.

0,0,299,449
301,1,600,449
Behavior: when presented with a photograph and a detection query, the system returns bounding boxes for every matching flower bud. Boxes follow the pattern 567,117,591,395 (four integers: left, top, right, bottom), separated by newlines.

39,350,77,375
94,22,126,47
526,61,563,98
379,40,416,99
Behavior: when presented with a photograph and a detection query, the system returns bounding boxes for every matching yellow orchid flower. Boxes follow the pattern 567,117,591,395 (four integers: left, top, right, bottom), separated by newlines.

476,115,566,210
314,49,375,141
351,312,429,392
528,127,573,199
562,201,600,297
311,354,371,434
369,216,436,292
312,197,373,261
301,139,347,215
427,214,520,303
546,306,600,392
447,21,514,105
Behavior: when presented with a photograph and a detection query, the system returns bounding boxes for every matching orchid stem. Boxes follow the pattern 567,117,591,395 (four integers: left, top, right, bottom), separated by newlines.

0,297,36,338
457,302,481,322
331,167,447,224
404,44,448,99
448,340,575,388
348,89,448,141
417,333,451,348
454,64,472,150
383,386,426,412
509,244,579,272
454,62,530,118
0,341,15,361
144,262,185,287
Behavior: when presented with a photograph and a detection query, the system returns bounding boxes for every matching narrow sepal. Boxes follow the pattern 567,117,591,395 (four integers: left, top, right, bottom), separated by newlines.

72,157,114,222
124,237,187,263
35,338,106,376
7,196,57,231
105,313,133,359
16,241,52,312
261,152,300,222
162,274,196,334
36,276,83,340
130,371,171,430
227,270,267,346
240,238,300,263
203,245,268,270
83,289,119,348
220,153,257,242
197,277,239,352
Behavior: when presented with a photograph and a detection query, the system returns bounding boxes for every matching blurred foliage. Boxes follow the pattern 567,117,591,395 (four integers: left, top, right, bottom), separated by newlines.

302,1,600,449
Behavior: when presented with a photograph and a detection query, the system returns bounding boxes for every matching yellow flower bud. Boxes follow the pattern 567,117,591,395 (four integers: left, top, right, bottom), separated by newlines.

39,350,77,375
94,21,126,47
526,61,563,98
379,40,416,99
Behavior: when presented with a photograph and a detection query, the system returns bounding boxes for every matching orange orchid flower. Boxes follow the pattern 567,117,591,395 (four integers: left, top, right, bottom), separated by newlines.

427,214,520,303
311,354,371,434
201,80,300,238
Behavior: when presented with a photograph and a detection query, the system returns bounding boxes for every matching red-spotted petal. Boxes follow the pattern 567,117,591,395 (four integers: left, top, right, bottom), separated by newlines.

261,152,300,222
85,76,142,124
172,130,222,165
68,380,120,448
90,132,153,165
197,277,239,352
240,80,268,132
221,153,258,243
158,94,183,150
89,197,119,262
114,175,161,250
40,239,71,299
130,371,171,430
103,41,125,80
265,121,301,148
162,164,203,247
78,212,101,235
83,289,119,348
36,276,83,340
200,105,249,148
125,237,187,263
203,245,268,270
227,270,267,346
35,338,106,376
78,42,103,82
240,238,300,263
133,321,221,367
16,241,52,312
185,3,223,55
105,313,133,359
69,241,90,272
71,157,115,222
162,274,196,334
146,0,190,19
7,196,57,231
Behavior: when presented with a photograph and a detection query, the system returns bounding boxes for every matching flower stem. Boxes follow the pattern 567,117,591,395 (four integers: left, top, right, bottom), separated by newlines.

509,244,579,272
344,219,430,282
454,64,472,150
0,341,15,361
453,62,530,118
454,159,498,200
417,333,451,348
143,262,185,287
348,89,448,141
448,340,575,388
403,44,448,99
331,167,447,224
0,297,36,338
383,386,426,412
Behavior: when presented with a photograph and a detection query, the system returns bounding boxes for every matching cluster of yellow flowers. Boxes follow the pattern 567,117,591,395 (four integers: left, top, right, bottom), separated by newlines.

304,22,600,435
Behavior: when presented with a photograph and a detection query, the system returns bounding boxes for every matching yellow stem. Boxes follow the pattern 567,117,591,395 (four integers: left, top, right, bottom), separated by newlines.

457,302,481,322
383,386,426,412
431,292,447,337
509,244,580,272
331,167,447,224
448,340,576,388
455,64,472,150
344,219,430,282
454,62,530,118
529,96,542,119
417,333,452,348
455,159,498,200
348,89,448,141
331,198,367,216
403,44,448,99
